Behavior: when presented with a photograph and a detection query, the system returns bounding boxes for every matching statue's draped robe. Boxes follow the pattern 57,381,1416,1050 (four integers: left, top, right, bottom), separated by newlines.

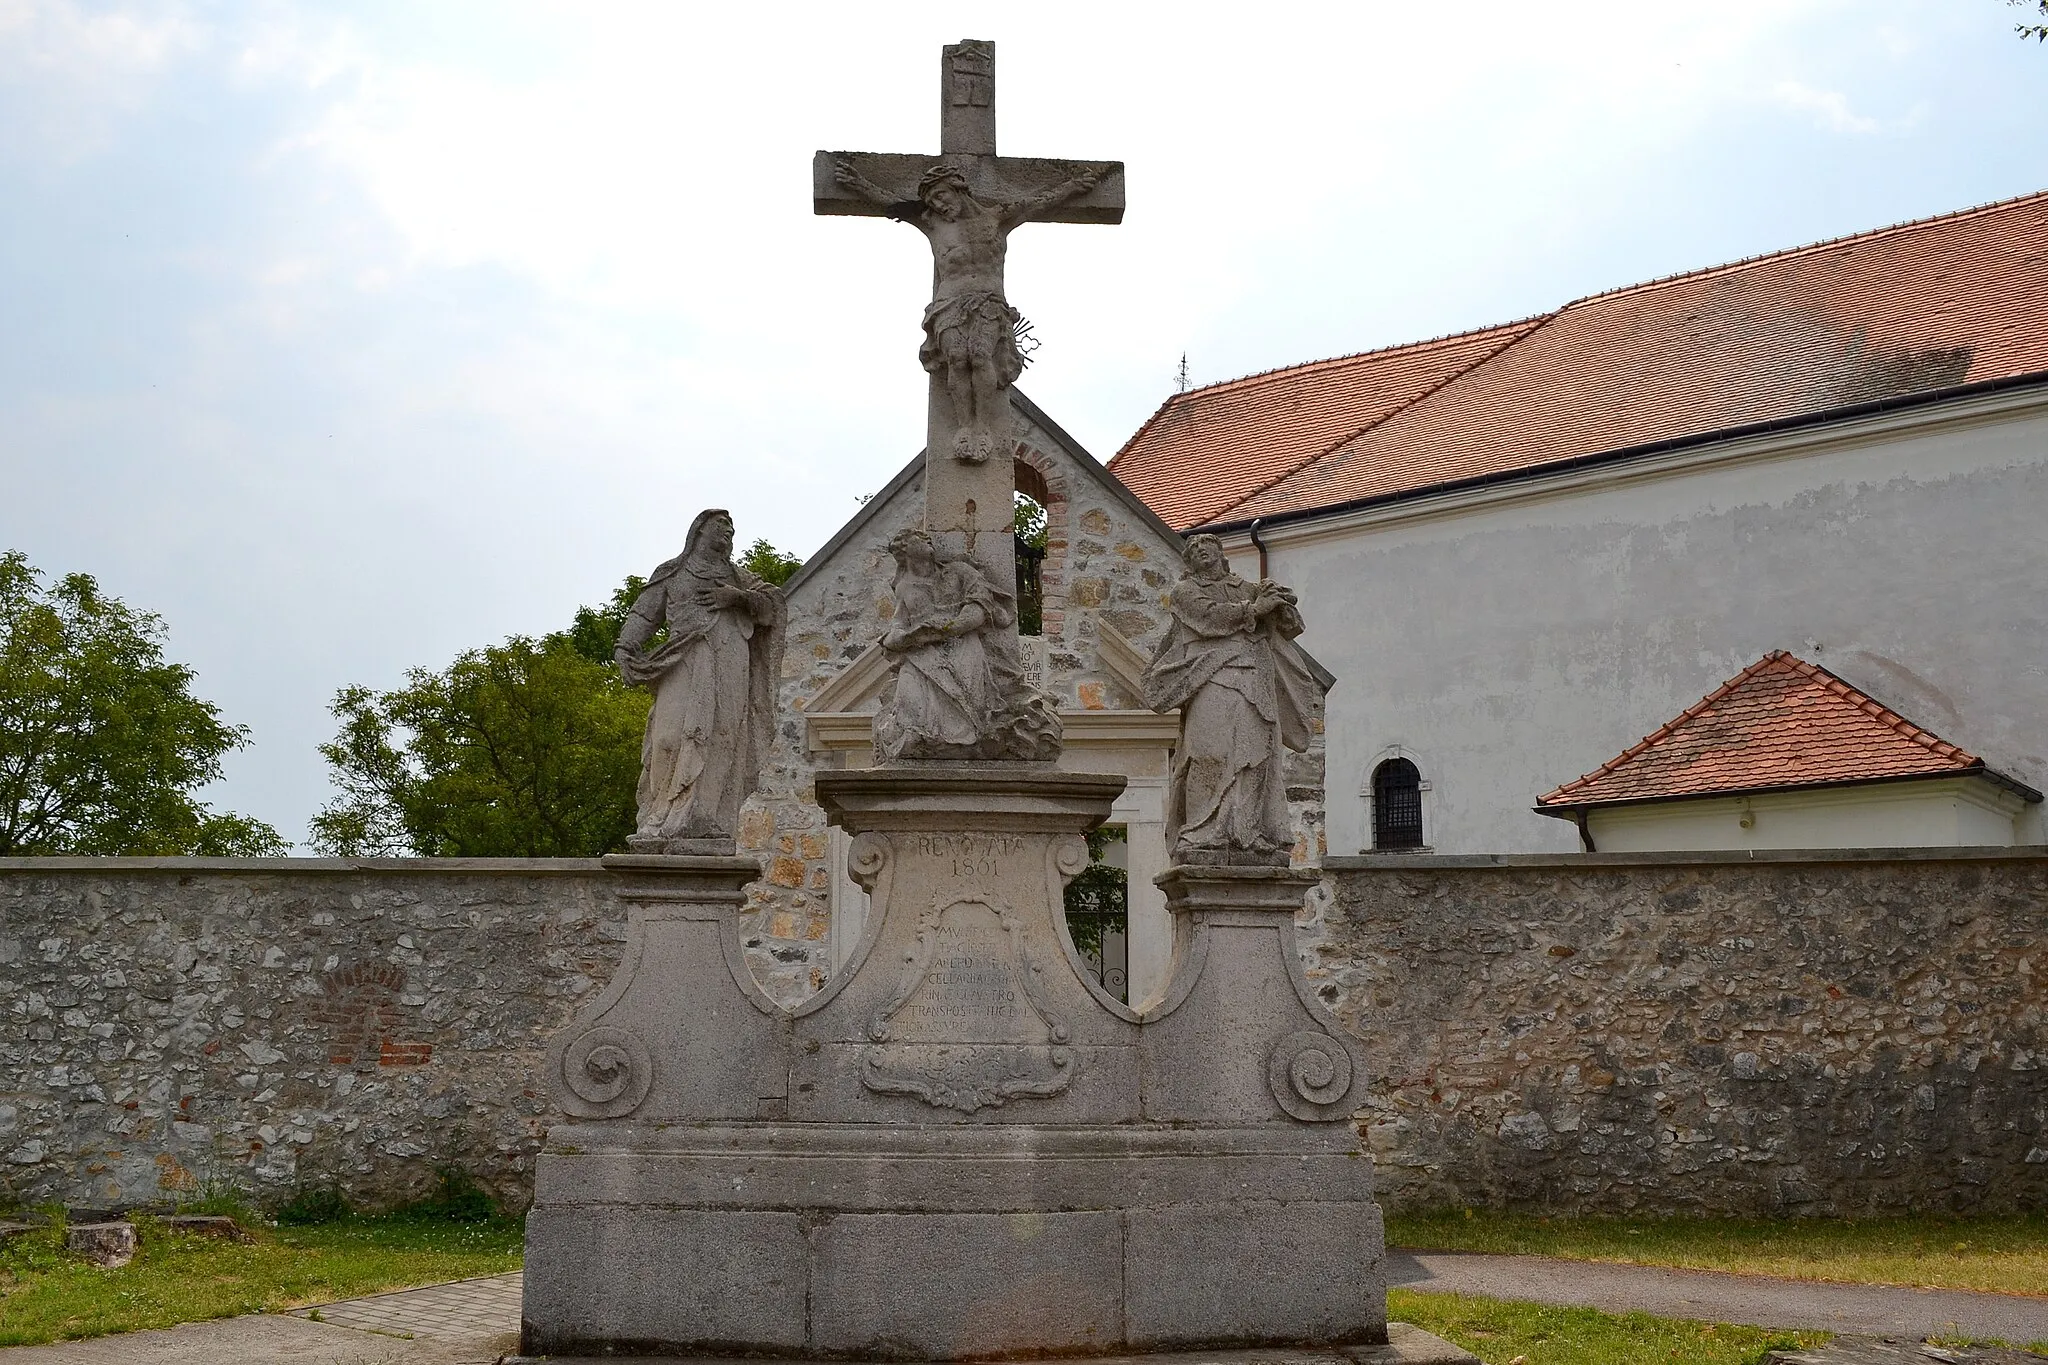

1142,574,1320,859
875,557,1012,761
617,558,785,843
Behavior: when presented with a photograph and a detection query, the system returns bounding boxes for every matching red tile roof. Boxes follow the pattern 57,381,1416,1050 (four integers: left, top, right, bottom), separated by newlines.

1108,320,1540,530
1111,190,2048,530
1536,652,2038,809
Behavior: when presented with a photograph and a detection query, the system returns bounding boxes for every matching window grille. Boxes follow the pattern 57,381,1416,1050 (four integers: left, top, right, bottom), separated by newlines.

1372,758,1425,850
1014,534,1046,636
1062,826,1127,1002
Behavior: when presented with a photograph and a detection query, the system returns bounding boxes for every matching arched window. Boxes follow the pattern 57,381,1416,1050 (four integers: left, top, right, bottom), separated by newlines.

1372,758,1425,850
1013,460,1052,637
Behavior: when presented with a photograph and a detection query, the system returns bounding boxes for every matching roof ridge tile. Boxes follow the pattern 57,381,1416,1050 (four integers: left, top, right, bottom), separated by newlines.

1160,315,1551,404
1560,186,2048,310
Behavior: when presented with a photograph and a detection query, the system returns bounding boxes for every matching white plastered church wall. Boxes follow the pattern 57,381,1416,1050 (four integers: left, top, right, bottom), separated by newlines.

1585,777,2030,853
1217,387,2048,856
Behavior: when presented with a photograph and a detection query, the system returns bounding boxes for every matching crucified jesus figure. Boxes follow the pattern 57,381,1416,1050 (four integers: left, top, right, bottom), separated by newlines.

834,157,1104,464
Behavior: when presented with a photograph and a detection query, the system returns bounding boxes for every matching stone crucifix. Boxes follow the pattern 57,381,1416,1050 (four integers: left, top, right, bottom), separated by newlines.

815,40,1124,471
813,40,1124,762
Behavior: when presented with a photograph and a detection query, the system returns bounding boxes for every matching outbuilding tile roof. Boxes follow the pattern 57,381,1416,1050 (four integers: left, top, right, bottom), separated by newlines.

1111,190,2048,530
1536,652,2035,809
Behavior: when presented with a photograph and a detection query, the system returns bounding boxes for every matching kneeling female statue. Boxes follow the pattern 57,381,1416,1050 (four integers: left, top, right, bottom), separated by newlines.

872,529,1059,763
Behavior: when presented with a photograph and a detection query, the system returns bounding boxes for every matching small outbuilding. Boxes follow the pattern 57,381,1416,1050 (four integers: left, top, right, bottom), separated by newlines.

1535,651,2042,852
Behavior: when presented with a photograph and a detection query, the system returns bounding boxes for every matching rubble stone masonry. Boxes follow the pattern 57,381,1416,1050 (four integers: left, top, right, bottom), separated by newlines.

15,850,2033,1218
0,859,621,1213
1318,848,2048,1215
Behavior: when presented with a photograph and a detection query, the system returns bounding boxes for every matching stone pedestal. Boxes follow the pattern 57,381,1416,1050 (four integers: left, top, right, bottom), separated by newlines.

521,770,1388,1359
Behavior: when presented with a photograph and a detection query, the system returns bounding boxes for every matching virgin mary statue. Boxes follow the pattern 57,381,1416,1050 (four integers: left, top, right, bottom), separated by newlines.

614,509,786,852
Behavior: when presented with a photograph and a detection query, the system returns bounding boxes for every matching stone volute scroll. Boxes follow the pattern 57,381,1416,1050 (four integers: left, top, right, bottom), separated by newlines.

614,508,786,855
1142,532,1328,867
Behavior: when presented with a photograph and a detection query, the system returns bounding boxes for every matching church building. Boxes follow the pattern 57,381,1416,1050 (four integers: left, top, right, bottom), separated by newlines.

733,189,2048,1008
1109,189,2048,855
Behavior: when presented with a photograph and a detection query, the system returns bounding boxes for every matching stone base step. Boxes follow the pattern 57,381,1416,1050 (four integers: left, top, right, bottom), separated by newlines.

505,1326,1478,1365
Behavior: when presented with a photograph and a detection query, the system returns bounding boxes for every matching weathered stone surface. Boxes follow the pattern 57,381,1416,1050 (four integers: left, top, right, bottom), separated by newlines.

811,1210,1125,1357
65,1220,136,1267
0,858,625,1212
1144,866,1365,1126
521,1207,807,1356
871,530,1059,763
1144,535,1327,867
1125,1201,1387,1349
528,1124,1386,1359
615,510,785,855
521,766,1382,1356
816,42,1122,468
746,396,1329,1008
541,856,781,1123
1319,849,2048,1216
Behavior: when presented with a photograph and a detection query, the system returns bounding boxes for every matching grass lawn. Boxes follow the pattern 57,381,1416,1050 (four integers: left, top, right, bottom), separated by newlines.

1389,1210,2048,1298
0,1212,522,1347
1392,1287,1827,1365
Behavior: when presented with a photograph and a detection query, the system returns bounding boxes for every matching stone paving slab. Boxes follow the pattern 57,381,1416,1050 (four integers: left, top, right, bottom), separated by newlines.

508,1331,1479,1365
293,1270,524,1340
0,1312,513,1363
1389,1252,2048,1345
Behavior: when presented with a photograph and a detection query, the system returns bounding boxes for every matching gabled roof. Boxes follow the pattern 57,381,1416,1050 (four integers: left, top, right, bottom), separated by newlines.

1111,189,2048,531
1537,652,2042,811
1108,320,1540,529
783,387,1184,597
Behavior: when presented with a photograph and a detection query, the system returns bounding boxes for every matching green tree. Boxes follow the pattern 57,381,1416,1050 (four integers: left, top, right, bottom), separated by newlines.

0,550,285,855
310,538,806,858
2014,0,2048,39
740,538,802,586
309,637,647,857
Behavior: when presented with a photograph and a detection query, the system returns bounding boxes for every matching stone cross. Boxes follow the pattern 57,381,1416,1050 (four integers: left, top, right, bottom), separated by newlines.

814,40,1123,700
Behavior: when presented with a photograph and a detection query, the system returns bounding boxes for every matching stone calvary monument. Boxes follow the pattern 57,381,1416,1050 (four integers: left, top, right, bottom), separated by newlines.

519,41,1414,1362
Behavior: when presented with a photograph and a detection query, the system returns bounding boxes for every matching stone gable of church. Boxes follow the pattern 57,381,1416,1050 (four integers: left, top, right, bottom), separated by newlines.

730,395,1328,1006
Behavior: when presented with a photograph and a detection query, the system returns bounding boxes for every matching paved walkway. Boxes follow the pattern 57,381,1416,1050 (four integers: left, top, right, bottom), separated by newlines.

1388,1251,2048,1346
0,1272,524,1364
290,1271,523,1341
5,1255,2044,1362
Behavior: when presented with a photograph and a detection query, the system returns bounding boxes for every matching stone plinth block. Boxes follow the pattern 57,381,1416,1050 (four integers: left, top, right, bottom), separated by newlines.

1142,865,1369,1126
542,855,786,1123
798,763,1135,1124
523,771,1386,1357
523,1123,1385,1360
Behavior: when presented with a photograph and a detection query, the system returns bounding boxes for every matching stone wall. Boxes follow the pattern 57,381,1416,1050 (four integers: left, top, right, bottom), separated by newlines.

1316,848,2048,1216
7,848,2043,1217
0,858,621,1214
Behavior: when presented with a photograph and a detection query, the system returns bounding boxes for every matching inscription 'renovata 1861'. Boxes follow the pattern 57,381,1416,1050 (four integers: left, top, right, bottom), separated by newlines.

864,895,1071,1112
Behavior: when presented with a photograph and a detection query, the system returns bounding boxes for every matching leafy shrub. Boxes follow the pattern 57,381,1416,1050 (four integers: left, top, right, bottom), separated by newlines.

395,1167,495,1224
275,1186,351,1226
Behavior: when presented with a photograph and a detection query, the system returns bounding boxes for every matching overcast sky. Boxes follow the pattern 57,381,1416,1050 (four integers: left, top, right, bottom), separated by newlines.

5,0,2045,847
